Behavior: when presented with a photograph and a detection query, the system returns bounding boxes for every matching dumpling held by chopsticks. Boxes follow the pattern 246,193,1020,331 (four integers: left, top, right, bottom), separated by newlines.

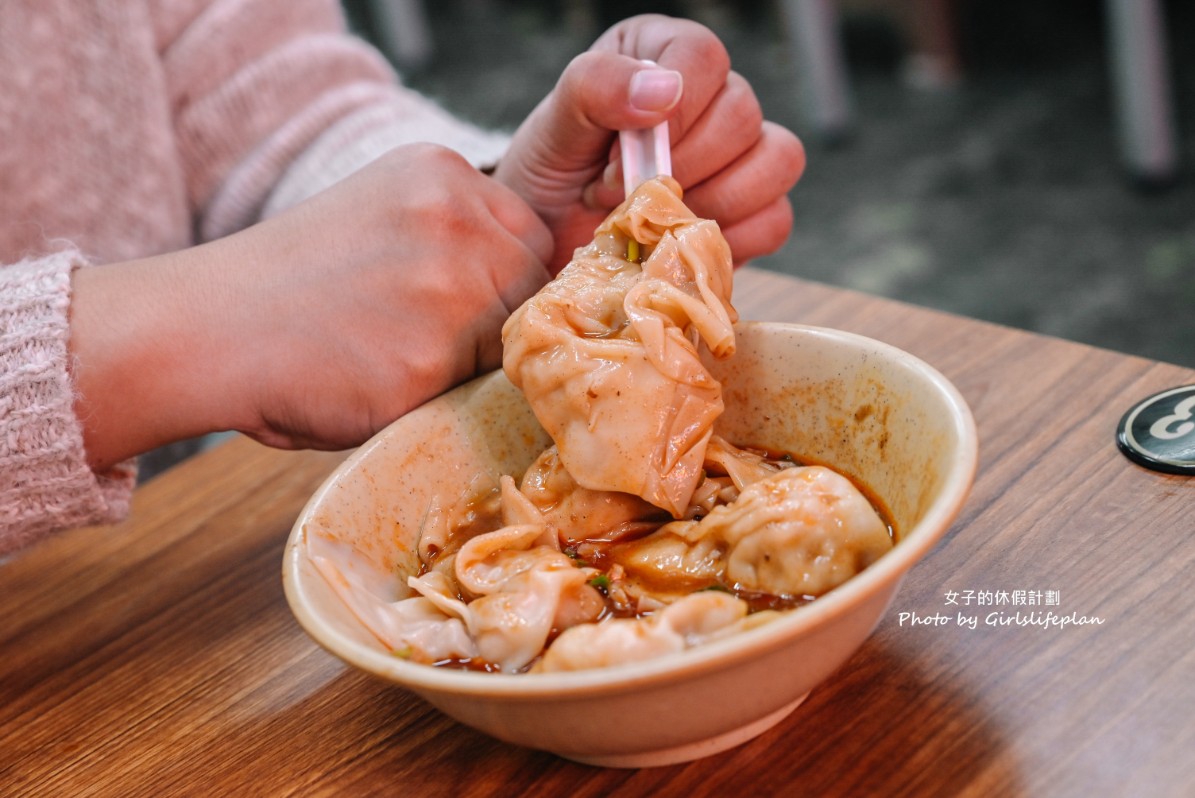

501,177,737,517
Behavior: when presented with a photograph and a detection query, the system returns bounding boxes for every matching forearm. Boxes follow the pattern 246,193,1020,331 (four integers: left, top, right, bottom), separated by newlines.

70,142,555,477
69,243,249,472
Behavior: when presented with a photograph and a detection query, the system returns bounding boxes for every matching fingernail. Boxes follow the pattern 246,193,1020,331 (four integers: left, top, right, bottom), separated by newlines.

630,68,682,112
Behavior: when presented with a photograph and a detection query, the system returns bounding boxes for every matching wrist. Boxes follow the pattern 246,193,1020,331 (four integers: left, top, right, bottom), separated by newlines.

69,246,247,471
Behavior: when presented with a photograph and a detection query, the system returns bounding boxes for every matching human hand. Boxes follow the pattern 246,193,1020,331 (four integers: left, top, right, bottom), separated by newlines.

71,144,553,467
493,14,806,271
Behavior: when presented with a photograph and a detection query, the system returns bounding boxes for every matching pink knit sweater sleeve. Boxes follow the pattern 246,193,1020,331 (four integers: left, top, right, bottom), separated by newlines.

0,251,136,557
1,0,510,556
159,0,509,239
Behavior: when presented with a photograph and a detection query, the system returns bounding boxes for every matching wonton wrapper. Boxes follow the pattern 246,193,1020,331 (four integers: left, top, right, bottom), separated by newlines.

680,466,893,597
605,464,893,603
502,177,737,517
532,591,753,673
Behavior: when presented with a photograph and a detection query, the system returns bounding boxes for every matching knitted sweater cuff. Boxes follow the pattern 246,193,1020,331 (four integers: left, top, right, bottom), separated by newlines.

0,250,136,557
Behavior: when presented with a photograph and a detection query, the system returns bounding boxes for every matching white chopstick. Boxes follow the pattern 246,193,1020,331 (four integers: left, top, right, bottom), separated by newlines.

619,120,672,197
619,61,673,197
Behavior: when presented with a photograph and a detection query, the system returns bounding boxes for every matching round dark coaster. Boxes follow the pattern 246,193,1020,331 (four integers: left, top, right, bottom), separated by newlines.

1116,385,1195,475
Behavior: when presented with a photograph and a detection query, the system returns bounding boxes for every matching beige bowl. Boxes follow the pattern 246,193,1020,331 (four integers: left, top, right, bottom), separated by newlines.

283,322,977,768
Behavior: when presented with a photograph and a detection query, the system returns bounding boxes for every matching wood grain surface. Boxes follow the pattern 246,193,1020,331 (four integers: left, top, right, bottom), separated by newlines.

3,267,1193,797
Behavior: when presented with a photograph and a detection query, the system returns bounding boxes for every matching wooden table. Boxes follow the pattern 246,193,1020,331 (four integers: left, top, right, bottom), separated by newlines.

3,267,1193,797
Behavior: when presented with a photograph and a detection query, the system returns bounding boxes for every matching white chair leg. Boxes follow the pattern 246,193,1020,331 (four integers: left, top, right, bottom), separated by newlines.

780,0,854,140
1104,0,1178,183
368,0,434,70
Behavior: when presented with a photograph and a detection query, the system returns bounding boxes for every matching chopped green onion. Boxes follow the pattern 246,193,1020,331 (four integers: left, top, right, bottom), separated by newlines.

627,239,640,263
588,574,611,590
392,645,413,659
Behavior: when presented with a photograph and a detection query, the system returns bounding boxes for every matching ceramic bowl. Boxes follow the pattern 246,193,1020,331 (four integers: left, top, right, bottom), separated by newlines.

283,321,978,768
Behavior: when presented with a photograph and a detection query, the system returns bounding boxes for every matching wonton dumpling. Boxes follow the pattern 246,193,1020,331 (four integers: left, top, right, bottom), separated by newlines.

532,591,749,673
604,523,723,595
682,466,893,597
306,535,478,663
502,177,737,517
417,473,503,564
371,597,478,663
519,446,667,545
459,561,602,671
445,476,606,671
605,464,891,602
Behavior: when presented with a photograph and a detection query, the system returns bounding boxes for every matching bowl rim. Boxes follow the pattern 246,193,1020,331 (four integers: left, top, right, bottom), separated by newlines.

283,321,978,697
